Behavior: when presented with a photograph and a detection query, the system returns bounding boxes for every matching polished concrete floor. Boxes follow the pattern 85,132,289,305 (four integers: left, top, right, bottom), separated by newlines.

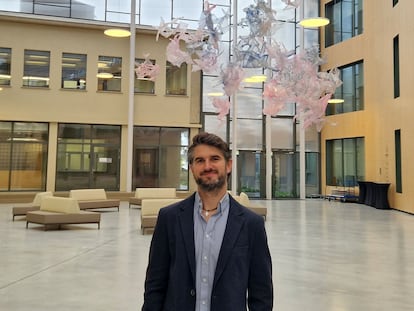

1,199,414,310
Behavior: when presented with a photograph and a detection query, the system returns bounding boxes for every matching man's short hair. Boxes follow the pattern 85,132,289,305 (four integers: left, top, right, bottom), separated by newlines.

188,132,231,164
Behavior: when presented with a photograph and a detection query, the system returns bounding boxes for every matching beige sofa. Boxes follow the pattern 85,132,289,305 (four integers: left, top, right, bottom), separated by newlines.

232,192,267,220
26,196,101,230
141,198,183,234
69,189,120,211
12,191,53,221
129,187,177,208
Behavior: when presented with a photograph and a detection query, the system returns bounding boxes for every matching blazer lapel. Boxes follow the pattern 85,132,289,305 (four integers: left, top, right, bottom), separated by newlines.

213,199,245,287
178,194,196,282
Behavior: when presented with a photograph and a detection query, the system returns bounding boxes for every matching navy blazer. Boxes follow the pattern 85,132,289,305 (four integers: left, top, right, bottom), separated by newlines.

142,193,273,311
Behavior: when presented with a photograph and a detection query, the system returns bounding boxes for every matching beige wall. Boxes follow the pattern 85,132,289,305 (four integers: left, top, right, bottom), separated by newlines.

0,16,201,193
320,1,414,213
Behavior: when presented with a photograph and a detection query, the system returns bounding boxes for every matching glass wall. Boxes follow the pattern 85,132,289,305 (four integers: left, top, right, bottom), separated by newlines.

202,0,322,198
0,121,48,191
56,123,121,191
23,49,50,88
61,52,87,90
0,47,11,86
326,137,365,187
133,127,189,190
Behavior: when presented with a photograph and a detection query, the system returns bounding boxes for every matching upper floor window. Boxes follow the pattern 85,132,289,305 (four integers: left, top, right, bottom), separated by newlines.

61,53,87,90
23,49,50,88
326,61,364,115
325,0,363,47
0,47,11,86
134,58,155,94
393,35,400,98
393,0,398,7
166,61,187,96
97,56,122,92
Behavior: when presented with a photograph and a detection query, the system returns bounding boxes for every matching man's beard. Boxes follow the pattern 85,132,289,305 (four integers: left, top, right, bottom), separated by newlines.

195,171,226,192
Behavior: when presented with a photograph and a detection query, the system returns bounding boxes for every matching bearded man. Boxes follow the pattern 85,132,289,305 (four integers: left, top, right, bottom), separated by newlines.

142,132,273,311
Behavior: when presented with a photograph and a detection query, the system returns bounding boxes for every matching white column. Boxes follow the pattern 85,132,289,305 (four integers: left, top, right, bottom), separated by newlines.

266,114,272,199
230,0,238,194
265,0,272,200
126,0,136,193
299,2,306,199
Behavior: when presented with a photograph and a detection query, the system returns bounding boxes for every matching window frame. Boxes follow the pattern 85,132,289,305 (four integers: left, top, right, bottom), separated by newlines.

0,47,12,86
97,55,122,92
61,52,87,90
23,49,50,88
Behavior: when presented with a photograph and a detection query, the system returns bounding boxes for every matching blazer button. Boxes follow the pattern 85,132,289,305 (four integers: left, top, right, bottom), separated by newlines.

190,289,196,296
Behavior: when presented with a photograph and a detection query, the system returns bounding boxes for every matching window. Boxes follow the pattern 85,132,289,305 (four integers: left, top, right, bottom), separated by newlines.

61,53,86,89
23,49,50,88
134,58,155,94
326,137,365,187
325,0,363,47
0,47,11,86
393,0,398,7
56,124,121,191
0,121,48,191
97,56,122,92
133,127,189,190
393,35,400,98
327,61,364,115
61,53,86,90
166,61,187,95
395,129,402,193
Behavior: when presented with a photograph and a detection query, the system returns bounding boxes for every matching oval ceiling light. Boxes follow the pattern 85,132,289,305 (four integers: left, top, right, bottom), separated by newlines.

104,28,131,38
328,98,345,104
243,75,267,83
207,92,224,97
299,17,330,28
96,72,114,79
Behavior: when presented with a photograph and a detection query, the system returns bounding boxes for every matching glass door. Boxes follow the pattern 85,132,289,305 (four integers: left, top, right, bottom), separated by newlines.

237,151,262,198
272,151,296,198
91,145,120,190
133,148,159,188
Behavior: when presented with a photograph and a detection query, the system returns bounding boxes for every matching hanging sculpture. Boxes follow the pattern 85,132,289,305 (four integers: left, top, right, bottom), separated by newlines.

154,0,342,131
134,53,160,81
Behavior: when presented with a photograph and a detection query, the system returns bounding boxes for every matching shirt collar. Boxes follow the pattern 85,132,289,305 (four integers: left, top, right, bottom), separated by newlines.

195,191,230,214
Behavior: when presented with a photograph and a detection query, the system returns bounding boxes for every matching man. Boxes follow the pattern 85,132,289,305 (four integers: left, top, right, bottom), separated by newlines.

142,132,273,311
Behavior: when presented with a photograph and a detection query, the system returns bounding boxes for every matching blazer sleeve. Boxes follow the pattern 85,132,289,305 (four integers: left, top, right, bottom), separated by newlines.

247,216,274,311
142,207,171,311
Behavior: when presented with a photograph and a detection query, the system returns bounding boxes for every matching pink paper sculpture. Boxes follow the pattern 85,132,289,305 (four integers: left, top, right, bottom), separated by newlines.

221,63,244,97
212,97,231,121
135,54,160,81
153,0,342,129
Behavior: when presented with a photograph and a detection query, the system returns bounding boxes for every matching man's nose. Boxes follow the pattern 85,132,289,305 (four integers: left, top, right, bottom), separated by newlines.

203,159,214,169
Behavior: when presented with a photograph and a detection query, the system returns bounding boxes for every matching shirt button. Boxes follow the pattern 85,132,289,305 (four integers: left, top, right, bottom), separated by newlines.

202,300,206,305
202,277,207,283
190,289,196,296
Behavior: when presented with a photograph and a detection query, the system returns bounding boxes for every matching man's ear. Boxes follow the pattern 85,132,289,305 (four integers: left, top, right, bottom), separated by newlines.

226,159,233,174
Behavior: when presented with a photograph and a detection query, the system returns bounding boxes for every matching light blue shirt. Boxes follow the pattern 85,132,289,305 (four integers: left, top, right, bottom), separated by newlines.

193,192,230,311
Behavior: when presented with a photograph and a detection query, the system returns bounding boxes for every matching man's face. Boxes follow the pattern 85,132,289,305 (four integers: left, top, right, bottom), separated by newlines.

190,144,232,192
